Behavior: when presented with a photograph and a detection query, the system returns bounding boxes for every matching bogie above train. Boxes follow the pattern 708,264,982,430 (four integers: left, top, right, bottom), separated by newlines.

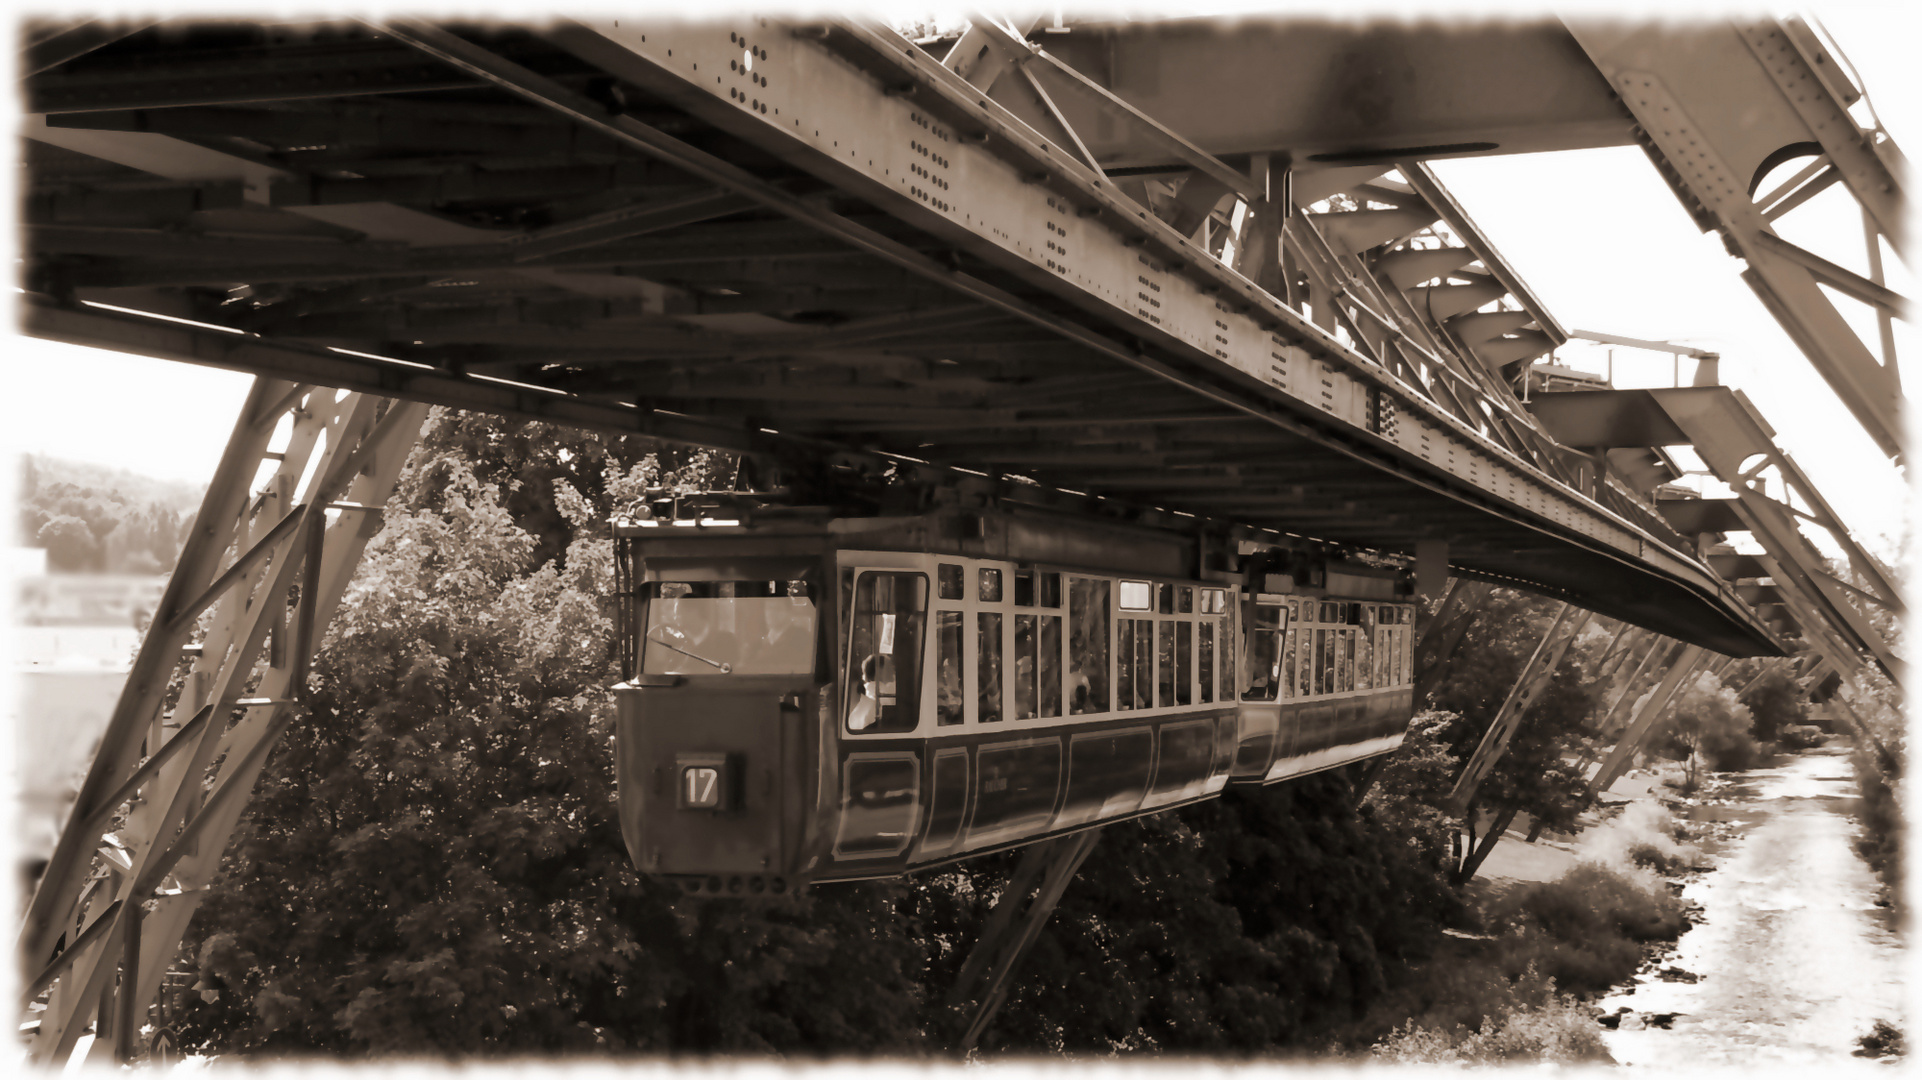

612,500,1415,896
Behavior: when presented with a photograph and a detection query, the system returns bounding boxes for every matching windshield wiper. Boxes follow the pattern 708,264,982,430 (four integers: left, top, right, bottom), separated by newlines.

647,629,732,673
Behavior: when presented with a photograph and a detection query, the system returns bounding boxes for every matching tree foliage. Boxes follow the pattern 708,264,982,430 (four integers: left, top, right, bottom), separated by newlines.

17,454,194,572
1660,673,1757,778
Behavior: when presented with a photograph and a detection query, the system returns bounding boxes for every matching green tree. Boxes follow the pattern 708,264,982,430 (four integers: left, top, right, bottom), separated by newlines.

1662,673,1757,781
171,412,927,1057
1735,665,1808,744
1422,592,1603,882
37,514,100,571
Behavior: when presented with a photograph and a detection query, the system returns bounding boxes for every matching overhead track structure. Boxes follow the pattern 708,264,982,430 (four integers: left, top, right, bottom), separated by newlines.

20,16,1776,656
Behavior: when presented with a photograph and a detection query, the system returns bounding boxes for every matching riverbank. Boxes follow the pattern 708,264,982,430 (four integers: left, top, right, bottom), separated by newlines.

1366,746,1905,1066
1593,746,1904,1067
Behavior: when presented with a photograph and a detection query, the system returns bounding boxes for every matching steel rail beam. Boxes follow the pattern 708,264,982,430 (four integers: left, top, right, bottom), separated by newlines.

26,40,480,113
1528,385,1902,685
21,19,162,77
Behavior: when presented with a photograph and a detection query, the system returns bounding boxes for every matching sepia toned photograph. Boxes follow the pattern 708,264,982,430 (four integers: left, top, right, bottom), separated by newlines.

8,4,1908,1069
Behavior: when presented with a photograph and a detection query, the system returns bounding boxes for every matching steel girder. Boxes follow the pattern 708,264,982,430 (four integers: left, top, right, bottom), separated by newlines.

1042,17,1906,461
18,385,427,1064
946,828,1103,1052
1410,578,1492,705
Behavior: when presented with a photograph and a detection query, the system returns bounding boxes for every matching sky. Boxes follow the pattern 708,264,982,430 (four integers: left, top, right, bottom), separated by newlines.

4,4,1913,566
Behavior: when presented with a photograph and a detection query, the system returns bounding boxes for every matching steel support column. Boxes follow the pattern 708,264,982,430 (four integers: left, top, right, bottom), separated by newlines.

1446,603,1596,813
1588,644,1711,795
1411,578,1494,705
948,828,1102,1053
18,384,426,1064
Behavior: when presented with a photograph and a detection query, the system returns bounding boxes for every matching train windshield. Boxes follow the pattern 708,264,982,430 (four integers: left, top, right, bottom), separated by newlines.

642,579,816,676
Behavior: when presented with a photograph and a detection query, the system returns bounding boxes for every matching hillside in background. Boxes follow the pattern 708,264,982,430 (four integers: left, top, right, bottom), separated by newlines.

16,454,203,574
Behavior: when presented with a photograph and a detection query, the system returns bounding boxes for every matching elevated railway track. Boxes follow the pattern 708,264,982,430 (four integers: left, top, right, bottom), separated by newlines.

21,17,1787,653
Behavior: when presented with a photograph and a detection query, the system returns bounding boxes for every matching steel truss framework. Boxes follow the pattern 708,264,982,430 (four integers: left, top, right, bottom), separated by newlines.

13,14,1904,1063
19,383,427,1063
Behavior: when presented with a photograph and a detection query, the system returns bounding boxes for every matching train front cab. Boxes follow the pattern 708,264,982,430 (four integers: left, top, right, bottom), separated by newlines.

613,551,832,897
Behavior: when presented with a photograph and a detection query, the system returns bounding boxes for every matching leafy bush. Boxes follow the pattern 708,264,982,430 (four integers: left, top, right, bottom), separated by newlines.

1627,842,1685,874
1372,982,1612,1065
1855,1019,1905,1058
1479,863,1688,995
1576,801,1698,877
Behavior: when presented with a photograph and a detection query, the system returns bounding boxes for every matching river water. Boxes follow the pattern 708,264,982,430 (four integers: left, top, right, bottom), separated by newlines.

1597,746,1905,1067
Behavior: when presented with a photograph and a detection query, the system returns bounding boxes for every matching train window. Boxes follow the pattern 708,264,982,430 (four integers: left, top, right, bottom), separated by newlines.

979,568,1003,603
845,572,927,733
1039,614,1062,717
1118,580,1151,611
1358,618,1373,690
1039,571,1062,608
1282,626,1297,699
1015,614,1038,719
1132,619,1154,708
1156,621,1176,706
1198,622,1214,703
968,739,1062,849
1221,601,1237,700
1177,586,1193,614
938,564,964,601
1015,571,1034,607
978,612,1004,722
1158,584,1174,615
1058,728,1152,829
1176,622,1193,705
1068,577,1109,713
1246,602,1283,701
1321,629,1337,694
921,749,969,853
1320,602,1336,623
1118,618,1153,710
1296,628,1311,697
1340,629,1355,692
642,579,817,676
1147,719,1215,805
1310,629,1325,695
936,611,964,725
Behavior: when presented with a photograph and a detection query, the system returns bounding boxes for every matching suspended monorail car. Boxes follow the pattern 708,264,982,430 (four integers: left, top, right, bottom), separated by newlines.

611,498,1415,896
